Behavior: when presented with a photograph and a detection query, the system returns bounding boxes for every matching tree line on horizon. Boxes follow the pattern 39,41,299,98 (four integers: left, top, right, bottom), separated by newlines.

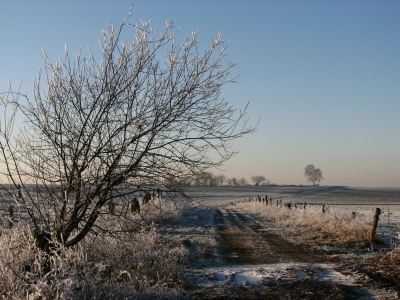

184,164,324,187
177,172,272,187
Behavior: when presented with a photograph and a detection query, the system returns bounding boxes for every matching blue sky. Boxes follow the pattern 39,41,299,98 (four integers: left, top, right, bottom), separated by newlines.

0,0,399,187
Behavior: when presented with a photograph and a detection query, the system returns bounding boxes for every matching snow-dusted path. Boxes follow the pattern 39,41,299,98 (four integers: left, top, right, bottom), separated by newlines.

180,206,398,299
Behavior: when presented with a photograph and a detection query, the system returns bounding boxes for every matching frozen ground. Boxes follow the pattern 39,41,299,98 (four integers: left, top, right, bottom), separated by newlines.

188,185,400,246
161,186,400,299
188,185,400,208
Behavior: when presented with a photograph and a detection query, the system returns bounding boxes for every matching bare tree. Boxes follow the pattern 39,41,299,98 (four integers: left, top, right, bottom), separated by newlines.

193,171,214,186
231,177,239,186
216,174,226,186
0,11,255,249
209,174,219,187
239,178,248,186
203,172,215,186
251,175,266,186
304,165,323,186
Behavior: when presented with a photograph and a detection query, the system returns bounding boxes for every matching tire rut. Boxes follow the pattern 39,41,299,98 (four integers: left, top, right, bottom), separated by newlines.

216,207,325,265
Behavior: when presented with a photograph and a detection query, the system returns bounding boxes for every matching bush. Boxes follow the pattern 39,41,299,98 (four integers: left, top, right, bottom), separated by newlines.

0,198,188,299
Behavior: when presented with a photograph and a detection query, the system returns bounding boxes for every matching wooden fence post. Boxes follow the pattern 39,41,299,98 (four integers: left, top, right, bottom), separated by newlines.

369,208,381,241
8,206,14,229
303,202,307,209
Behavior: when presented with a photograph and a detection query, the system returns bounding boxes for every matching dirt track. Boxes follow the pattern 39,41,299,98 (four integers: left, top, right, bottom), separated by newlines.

186,207,398,299
216,208,324,265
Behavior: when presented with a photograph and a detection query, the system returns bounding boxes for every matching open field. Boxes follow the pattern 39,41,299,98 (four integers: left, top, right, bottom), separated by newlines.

1,186,400,299
187,185,400,207
187,185,400,238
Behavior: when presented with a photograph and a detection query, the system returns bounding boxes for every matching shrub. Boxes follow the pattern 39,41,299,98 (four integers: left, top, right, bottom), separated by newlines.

0,198,188,299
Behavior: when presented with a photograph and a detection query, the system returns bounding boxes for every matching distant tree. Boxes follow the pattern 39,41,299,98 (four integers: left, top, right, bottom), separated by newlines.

194,172,215,186
304,164,323,186
203,172,213,186
216,174,226,186
209,174,218,186
231,177,239,186
240,178,248,186
251,175,266,186
193,175,202,186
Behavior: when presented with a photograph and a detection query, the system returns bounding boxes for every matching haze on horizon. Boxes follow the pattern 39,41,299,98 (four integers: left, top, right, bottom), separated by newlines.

0,1,399,188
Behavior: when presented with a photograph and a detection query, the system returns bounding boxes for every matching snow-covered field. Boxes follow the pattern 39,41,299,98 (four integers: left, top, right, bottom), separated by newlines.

188,185,400,208
1,185,399,298
186,185,400,246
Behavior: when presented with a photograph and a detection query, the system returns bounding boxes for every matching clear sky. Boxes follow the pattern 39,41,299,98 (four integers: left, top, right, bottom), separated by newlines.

1,0,399,187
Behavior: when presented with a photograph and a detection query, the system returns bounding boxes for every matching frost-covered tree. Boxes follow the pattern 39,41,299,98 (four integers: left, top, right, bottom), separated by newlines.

0,10,255,248
304,164,323,186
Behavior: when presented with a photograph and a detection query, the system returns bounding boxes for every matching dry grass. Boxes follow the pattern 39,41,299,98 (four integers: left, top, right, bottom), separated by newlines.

0,198,189,299
234,201,371,248
387,245,400,262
